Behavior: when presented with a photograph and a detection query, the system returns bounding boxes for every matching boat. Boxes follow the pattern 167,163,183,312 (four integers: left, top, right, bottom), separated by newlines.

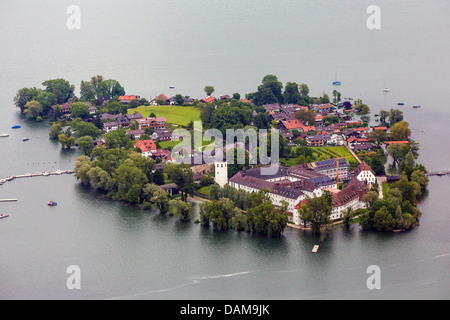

0,214,9,219
23,138,29,141
169,86,175,89
312,245,320,253
48,201,57,206
382,82,390,92
413,104,421,109
397,102,405,105
437,172,446,176
12,125,21,129
332,73,341,85
0,133,9,137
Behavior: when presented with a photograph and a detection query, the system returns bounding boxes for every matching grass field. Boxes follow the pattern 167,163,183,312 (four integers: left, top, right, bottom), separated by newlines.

127,105,201,126
310,146,354,160
282,146,356,167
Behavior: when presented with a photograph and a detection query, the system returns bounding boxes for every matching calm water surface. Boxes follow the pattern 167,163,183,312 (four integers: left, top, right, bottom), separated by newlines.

0,0,449,299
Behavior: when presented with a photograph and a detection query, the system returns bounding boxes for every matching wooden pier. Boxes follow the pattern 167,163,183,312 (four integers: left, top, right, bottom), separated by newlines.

0,170,74,186
427,171,450,177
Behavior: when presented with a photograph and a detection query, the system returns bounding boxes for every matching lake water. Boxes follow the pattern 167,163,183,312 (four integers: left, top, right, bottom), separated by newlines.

0,0,449,300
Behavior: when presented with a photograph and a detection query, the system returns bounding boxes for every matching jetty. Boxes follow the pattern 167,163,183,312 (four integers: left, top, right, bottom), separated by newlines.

427,171,450,177
0,170,74,186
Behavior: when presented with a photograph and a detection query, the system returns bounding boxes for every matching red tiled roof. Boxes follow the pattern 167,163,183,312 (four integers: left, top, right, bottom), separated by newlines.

154,94,168,102
119,95,139,100
354,161,375,176
385,141,409,145
332,185,360,207
134,139,157,153
282,119,304,130
201,96,216,103
374,126,388,131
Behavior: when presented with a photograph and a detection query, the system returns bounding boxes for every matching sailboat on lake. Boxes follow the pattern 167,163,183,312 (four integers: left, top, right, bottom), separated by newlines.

332,73,341,85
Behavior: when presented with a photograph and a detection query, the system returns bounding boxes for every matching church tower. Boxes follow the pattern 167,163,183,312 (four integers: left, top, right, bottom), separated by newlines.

214,160,228,188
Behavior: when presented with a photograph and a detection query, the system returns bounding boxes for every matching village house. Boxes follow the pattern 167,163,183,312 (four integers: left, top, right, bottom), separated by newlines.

200,96,216,104
136,117,167,130
313,103,334,114
134,139,157,158
305,134,331,146
151,129,175,141
150,94,168,105
262,103,280,113
352,142,375,153
125,129,145,140
119,95,140,104
103,121,119,133
353,161,376,186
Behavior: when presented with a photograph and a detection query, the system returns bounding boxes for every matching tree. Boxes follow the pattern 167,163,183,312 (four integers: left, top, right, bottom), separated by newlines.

49,123,63,139
151,189,170,214
410,170,429,191
77,136,95,156
173,94,184,105
256,75,283,104
14,87,42,113
71,119,101,139
389,121,411,141
373,206,396,231
298,192,333,233
363,191,379,208
342,207,356,229
106,101,124,115
388,109,404,125
204,86,215,96
42,78,75,104
24,100,43,119
104,129,133,149
294,109,315,126
387,143,404,165
232,93,240,100
299,83,310,99
52,105,62,119
70,102,90,119
283,82,301,104
152,169,165,185
169,199,193,221
100,79,125,100
369,130,388,146
379,110,389,124
59,133,75,149
165,163,195,202
36,92,57,114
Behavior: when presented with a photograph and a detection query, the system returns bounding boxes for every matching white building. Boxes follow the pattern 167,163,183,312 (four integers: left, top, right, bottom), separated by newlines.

214,160,228,188
354,161,376,186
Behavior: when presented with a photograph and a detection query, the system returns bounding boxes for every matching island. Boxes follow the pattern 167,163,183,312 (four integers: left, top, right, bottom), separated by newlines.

13,74,429,236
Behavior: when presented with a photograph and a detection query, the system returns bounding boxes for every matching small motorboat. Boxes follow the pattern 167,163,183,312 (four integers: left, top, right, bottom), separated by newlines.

12,125,21,129
0,213,9,219
23,138,29,141
48,201,58,206
0,133,9,137
169,86,175,89
413,104,421,109
397,102,405,105
332,81,341,85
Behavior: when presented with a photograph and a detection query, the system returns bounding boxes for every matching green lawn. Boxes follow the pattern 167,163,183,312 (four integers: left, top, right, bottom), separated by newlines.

382,182,390,198
197,186,211,196
310,146,354,161
127,105,201,126
282,146,356,167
